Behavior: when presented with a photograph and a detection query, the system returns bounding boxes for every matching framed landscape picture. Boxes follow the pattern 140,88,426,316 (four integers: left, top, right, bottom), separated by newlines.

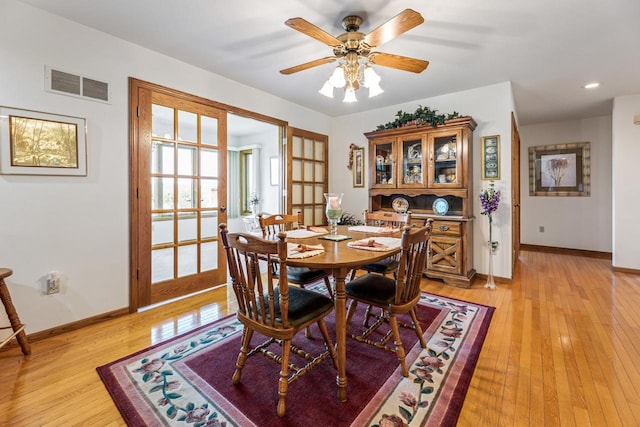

529,142,590,196
0,106,87,176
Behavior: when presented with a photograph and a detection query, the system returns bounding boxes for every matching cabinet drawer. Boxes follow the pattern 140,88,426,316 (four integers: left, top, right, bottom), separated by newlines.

431,220,461,236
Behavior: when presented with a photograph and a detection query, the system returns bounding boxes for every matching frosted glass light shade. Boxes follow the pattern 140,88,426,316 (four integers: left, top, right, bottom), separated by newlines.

363,65,381,87
329,66,346,88
319,80,334,98
368,82,384,98
343,85,357,103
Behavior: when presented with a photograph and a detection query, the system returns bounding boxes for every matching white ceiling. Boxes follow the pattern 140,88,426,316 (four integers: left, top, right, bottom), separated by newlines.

18,0,640,126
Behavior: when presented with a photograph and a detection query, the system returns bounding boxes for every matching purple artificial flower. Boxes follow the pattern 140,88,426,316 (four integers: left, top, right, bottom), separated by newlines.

479,182,500,216
480,182,500,250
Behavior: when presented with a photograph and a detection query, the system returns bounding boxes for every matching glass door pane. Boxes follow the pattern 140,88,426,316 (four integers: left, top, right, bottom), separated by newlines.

371,140,395,187
148,100,224,290
399,136,425,187
429,129,462,188
288,129,328,226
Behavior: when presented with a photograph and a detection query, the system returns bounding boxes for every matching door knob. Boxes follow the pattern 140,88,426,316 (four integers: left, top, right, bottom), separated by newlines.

220,206,227,212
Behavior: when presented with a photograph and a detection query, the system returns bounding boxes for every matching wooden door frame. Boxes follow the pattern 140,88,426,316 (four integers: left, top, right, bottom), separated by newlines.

129,78,288,311
511,112,521,272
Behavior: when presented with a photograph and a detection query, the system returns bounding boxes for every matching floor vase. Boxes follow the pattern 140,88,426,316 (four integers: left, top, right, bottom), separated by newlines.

485,243,496,289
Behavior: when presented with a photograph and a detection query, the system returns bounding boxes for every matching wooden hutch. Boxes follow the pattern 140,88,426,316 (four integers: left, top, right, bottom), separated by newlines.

365,117,477,287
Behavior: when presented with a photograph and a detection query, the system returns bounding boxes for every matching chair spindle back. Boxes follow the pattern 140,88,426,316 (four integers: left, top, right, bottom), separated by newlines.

258,212,304,237
394,220,432,304
220,224,291,329
363,210,412,229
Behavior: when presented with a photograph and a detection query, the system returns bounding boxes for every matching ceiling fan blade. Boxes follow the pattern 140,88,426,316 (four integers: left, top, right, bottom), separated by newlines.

280,56,336,75
364,9,424,47
285,17,343,47
369,52,429,73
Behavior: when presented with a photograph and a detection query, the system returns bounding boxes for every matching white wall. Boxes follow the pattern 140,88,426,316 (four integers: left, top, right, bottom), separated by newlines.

330,82,514,280
612,94,640,269
519,116,612,251
244,131,281,215
0,0,330,336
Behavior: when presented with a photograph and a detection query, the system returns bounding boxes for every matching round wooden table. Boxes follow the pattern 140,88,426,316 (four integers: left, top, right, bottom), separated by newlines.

286,226,401,403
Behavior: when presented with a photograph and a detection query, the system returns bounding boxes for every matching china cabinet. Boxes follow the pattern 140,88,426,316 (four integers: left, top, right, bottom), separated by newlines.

365,117,477,287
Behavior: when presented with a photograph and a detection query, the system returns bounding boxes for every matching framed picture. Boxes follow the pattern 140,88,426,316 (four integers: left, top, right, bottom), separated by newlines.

0,106,87,176
352,147,364,187
529,142,590,196
481,135,500,180
269,156,278,186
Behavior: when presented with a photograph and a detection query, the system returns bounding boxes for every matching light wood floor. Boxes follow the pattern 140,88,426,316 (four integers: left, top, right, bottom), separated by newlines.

1,250,639,426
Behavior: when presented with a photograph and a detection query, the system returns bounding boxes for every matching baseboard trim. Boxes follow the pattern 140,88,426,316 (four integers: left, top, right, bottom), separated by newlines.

473,273,512,285
0,307,130,351
520,244,612,260
612,266,640,275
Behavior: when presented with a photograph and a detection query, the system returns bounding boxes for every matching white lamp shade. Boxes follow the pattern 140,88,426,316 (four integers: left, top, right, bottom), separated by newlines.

329,66,346,88
319,80,334,98
343,85,357,103
368,82,384,98
363,65,381,87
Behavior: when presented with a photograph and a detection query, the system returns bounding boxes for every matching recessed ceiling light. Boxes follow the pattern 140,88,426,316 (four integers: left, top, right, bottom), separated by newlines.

583,82,600,89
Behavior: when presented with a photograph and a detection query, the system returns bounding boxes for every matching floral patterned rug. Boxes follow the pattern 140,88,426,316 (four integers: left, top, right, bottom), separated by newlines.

97,293,494,426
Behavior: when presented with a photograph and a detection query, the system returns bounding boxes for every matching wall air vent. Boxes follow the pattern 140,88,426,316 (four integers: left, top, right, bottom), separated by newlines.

45,65,111,104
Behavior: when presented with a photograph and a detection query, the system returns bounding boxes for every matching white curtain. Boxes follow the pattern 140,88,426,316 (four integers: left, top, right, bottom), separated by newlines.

227,150,240,218
251,146,261,211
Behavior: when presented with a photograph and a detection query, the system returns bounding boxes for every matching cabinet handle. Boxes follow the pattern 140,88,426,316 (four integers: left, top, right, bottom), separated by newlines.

438,225,449,231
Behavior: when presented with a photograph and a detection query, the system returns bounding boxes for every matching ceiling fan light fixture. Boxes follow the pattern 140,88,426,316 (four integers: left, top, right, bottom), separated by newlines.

343,83,357,103
319,80,334,98
281,10,427,103
329,65,346,88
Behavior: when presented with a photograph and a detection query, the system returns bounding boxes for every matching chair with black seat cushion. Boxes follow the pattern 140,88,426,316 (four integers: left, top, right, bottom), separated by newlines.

349,210,413,326
345,223,432,377
259,212,334,299
219,224,337,417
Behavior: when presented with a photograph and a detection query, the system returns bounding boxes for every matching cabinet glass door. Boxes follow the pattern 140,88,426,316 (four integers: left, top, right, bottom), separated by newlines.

428,130,463,188
399,136,425,188
371,140,395,187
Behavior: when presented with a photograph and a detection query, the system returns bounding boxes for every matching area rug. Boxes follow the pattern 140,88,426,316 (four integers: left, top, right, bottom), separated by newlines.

97,293,494,426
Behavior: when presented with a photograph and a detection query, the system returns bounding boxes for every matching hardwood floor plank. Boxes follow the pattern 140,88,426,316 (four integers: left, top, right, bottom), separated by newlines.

1,251,639,426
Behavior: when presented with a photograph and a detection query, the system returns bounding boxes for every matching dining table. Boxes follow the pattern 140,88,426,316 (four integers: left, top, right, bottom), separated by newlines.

284,225,403,403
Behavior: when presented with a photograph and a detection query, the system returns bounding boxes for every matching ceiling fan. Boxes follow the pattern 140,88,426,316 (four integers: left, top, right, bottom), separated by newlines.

280,9,429,102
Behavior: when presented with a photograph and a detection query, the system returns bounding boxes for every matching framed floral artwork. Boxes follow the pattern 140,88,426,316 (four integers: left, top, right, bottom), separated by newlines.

529,142,590,196
0,106,87,176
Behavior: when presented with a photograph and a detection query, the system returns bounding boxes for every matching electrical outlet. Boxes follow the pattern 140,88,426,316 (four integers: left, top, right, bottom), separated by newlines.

46,272,60,294
539,226,545,232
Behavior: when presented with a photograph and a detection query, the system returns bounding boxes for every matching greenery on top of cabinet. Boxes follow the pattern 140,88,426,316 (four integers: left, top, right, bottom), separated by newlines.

375,105,466,130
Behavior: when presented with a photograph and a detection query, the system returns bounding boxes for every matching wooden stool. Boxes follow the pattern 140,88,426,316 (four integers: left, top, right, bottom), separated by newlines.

0,268,31,355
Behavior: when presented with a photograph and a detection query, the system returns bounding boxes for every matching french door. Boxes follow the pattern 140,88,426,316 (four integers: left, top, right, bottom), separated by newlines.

287,127,328,226
130,79,227,309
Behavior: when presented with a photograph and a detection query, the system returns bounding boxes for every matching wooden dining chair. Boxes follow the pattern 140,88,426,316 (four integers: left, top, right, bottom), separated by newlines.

345,223,432,377
219,224,337,417
349,210,413,326
259,212,334,299
352,209,413,277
